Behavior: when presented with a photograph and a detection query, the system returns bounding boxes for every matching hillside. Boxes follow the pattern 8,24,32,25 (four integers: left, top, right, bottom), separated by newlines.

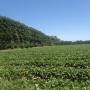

0,16,60,49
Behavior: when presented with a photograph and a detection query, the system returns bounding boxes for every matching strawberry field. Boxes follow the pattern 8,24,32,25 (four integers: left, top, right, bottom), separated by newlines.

0,45,90,90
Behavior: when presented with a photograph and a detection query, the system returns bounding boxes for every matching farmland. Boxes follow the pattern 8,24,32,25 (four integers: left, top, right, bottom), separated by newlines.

0,44,90,90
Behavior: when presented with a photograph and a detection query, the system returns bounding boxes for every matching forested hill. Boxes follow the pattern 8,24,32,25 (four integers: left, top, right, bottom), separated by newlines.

0,16,60,49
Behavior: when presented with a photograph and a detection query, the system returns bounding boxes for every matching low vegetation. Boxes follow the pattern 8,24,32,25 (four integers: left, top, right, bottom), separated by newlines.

0,44,90,90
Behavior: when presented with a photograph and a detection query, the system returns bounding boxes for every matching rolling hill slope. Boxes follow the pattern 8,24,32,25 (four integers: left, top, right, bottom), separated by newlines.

0,16,60,49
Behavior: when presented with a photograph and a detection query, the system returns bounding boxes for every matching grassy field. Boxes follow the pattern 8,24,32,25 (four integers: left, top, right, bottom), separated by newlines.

0,45,90,90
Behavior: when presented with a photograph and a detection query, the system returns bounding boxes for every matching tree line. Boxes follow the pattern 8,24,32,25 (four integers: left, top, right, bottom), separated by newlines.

60,40,90,45
0,16,90,50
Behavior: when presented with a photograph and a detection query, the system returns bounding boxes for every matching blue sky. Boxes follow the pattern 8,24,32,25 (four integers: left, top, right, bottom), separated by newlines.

0,0,90,41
